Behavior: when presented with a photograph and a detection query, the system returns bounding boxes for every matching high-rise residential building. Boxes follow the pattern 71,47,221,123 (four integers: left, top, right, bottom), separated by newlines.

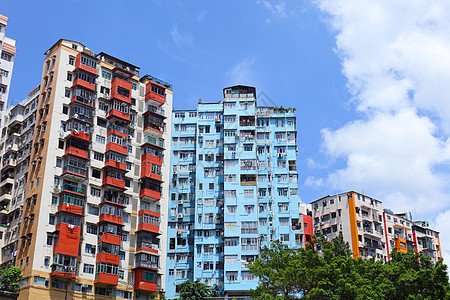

165,85,300,298
0,39,172,300
309,191,442,263
0,86,39,266
0,13,17,125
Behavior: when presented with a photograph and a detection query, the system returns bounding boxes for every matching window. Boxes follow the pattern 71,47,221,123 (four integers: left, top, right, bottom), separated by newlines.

244,189,254,198
86,224,97,234
102,70,111,80
62,106,68,114
280,218,290,226
224,222,237,230
56,158,62,168
64,89,71,98
279,203,289,212
227,205,236,214
97,118,107,128
85,244,96,254
244,205,254,214
96,135,106,144
90,186,101,197
226,271,238,281
49,215,55,225
67,72,72,81
88,205,99,215
94,152,104,161
68,56,74,65
92,169,101,179
83,263,94,274
1,52,13,62
46,234,53,245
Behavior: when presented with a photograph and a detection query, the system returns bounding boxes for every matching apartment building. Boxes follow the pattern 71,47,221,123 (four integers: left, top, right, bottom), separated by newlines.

310,191,442,263
0,86,39,266
1,39,172,300
165,85,300,298
0,13,17,125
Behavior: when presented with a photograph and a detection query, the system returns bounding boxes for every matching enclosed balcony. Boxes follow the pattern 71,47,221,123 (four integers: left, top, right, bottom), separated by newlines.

96,243,120,265
71,87,95,107
102,190,128,207
74,52,97,75
143,114,164,134
145,82,165,105
137,211,160,234
134,269,159,292
53,220,81,257
146,105,166,119
107,123,132,138
102,169,125,190
140,179,161,201
64,127,90,142
111,77,132,104
57,194,84,215
50,254,77,279
106,134,128,156
73,71,96,91
104,151,127,172
135,253,159,270
60,183,86,196
62,156,87,180
107,100,130,122
136,232,160,253
95,262,119,285
98,232,121,245
69,104,93,124
99,204,123,225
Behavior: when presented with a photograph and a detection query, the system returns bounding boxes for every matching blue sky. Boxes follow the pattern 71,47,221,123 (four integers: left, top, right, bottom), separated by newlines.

4,1,450,259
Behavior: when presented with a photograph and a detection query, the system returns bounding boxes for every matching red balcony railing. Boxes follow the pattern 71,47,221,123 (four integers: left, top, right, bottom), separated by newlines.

139,189,161,201
102,176,125,190
75,53,97,75
66,129,90,142
98,233,121,246
95,272,118,286
104,160,127,171
73,78,95,92
106,142,128,156
64,146,88,159
99,214,123,225
107,109,130,122
96,252,120,265
57,203,83,216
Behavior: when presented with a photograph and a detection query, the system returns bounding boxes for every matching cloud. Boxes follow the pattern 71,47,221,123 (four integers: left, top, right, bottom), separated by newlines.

313,0,450,258
258,0,289,22
170,25,194,49
225,57,257,86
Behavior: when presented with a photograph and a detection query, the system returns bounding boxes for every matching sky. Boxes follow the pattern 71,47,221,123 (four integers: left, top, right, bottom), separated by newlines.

2,1,450,261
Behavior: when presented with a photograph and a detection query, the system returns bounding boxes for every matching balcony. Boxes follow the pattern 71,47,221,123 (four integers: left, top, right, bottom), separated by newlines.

98,233,121,246
2,158,17,170
61,184,85,196
106,142,128,156
136,242,159,254
62,165,87,180
53,223,81,257
107,127,130,138
95,272,118,286
140,188,161,201
107,109,130,122
65,129,90,142
74,53,97,75
71,94,93,107
102,176,125,190
145,136,164,149
146,105,165,118
134,269,158,292
73,78,95,92
58,203,83,216
96,252,120,265
64,146,88,159
137,222,159,234
135,260,159,270
50,264,76,279
145,82,165,105
99,214,123,225
111,78,132,104
104,159,127,172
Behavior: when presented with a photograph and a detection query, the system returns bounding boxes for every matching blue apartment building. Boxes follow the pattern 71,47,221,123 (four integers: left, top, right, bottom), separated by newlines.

165,86,300,298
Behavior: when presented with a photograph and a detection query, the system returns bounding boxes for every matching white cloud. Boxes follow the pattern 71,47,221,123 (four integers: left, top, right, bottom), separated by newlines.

170,25,194,49
258,0,289,22
313,0,450,259
225,57,257,86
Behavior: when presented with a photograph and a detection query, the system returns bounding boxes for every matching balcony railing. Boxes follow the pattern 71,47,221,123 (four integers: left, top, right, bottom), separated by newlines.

63,165,87,176
62,185,85,195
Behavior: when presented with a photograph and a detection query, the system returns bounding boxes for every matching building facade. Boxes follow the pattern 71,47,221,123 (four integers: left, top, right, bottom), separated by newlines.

165,85,301,298
0,39,172,300
310,191,442,263
0,86,39,266
0,13,17,125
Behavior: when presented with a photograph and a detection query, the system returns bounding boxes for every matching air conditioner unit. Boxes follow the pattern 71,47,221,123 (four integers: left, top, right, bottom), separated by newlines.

235,134,239,137
277,153,283,158
178,200,184,205
173,170,177,174
81,283,88,288
53,186,60,193
177,214,184,219
198,133,203,137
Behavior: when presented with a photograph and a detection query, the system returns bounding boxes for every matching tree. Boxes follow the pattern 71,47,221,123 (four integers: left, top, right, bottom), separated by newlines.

0,265,22,292
176,280,222,300
250,232,450,299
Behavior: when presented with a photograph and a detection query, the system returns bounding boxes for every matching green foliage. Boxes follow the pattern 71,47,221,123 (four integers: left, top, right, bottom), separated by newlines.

250,232,450,299
176,280,222,300
0,265,22,292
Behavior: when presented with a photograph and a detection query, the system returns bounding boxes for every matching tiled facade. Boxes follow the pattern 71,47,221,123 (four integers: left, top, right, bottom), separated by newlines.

310,191,442,263
165,85,300,298
0,13,17,126
0,39,172,300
